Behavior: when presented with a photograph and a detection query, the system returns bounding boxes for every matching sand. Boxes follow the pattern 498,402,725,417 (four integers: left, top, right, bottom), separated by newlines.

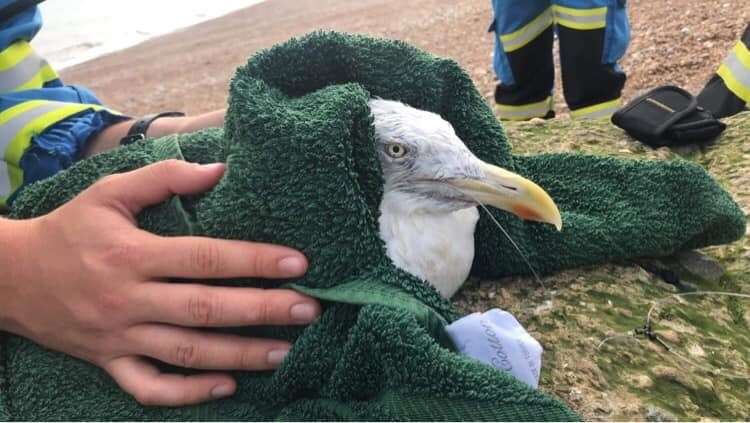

59,0,749,117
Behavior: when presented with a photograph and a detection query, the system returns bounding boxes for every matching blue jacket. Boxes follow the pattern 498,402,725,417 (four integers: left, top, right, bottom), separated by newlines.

0,0,125,208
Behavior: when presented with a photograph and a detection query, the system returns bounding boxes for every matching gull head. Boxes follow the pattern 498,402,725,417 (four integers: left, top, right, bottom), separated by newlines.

369,98,562,230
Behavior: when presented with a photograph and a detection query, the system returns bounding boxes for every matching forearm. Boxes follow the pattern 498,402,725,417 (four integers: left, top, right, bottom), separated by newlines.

83,109,226,157
0,217,34,332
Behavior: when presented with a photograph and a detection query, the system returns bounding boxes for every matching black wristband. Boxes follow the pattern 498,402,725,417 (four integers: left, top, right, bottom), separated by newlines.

119,111,186,146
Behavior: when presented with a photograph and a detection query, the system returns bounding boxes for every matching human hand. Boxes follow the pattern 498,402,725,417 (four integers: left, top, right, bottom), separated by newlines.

2,160,320,406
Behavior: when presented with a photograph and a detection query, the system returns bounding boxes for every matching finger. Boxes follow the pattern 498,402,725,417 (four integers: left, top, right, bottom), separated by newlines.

132,282,321,326
137,235,308,279
86,160,226,215
106,356,236,406
126,324,292,371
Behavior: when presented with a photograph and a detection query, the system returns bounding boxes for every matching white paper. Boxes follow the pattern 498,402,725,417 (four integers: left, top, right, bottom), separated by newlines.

445,308,542,388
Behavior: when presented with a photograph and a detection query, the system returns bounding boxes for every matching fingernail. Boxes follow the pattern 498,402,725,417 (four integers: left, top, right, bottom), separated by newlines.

210,384,234,399
277,256,306,276
267,348,290,365
201,163,225,171
290,303,318,322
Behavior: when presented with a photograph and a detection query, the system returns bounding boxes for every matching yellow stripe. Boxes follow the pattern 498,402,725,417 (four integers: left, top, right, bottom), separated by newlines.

0,41,33,72
1,101,110,206
495,97,552,120
554,18,605,30
552,5,606,30
500,9,549,41
14,62,59,91
552,5,607,17
5,104,103,166
495,97,551,113
717,64,750,103
495,113,544,122
733,42,750,70
0,100,47,126
570,98,621,119
501,7,553,43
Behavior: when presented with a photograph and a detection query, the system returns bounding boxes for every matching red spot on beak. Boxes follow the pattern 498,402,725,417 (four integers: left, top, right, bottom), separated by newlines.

513,204,542,221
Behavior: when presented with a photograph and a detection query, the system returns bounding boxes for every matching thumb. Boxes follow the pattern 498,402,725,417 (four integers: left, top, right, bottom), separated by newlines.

87,160,225,215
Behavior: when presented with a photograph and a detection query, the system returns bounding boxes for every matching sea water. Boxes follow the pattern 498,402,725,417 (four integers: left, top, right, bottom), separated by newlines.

33,0,265,70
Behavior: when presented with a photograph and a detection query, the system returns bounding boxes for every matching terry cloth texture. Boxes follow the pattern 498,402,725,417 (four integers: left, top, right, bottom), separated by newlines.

1,32,745,421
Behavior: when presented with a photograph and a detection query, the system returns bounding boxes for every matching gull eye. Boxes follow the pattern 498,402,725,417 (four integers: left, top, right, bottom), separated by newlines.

385,143,408,158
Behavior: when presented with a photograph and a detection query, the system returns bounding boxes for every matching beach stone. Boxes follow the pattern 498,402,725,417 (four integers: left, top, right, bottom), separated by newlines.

595,404,612,414
529,117,546,125
655,329,680,344
687,343,706,358
629,374,654,389
568,387,583,403
675,251,725,282
652,366,714,392
652,365,680,380
646,406,678,422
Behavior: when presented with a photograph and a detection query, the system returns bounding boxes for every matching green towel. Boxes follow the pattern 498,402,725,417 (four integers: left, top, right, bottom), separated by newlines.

1,31,745,420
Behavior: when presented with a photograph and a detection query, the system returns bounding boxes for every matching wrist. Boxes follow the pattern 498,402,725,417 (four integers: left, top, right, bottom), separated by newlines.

141,115,189,139
146,110,225,137
0,218,37,332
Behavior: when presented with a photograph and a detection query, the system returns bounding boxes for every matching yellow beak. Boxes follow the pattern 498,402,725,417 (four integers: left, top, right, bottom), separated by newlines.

450,162,563,231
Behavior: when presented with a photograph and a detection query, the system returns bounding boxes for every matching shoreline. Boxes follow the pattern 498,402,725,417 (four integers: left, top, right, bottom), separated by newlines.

34,0,265,70
59,0,747,118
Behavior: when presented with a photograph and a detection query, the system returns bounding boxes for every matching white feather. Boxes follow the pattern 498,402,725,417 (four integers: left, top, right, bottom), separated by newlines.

378,190,479,298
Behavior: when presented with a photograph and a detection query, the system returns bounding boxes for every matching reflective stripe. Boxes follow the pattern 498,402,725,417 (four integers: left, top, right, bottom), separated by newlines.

496,96,552,121
500,7,554,53
725,50,750,90
0,41,59,94
0,101,64,150
4,102,104,165
553,4,608,17
0,159,9,206
0,101,105,204
14,61,59,92
0,42,32,71
570,98,621,119
0,50,49,93
499,5,608,54
553,5,607,30
716,42,750,103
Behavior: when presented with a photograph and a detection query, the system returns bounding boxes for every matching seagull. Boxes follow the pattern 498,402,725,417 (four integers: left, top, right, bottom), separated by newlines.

369,99,562,299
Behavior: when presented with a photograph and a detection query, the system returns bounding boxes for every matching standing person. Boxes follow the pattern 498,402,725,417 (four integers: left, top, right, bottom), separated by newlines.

0,0,323,407
698,23,750,119
489,0,630,120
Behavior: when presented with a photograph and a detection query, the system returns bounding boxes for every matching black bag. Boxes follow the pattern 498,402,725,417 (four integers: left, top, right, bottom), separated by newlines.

611,85,726,148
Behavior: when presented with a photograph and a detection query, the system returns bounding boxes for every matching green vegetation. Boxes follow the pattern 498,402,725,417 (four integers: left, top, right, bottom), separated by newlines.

454,113,750,420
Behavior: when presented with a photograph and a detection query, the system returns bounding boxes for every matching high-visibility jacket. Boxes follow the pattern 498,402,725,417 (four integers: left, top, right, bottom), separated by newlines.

489,0,630,120
0,0,125,210
697,24,750,120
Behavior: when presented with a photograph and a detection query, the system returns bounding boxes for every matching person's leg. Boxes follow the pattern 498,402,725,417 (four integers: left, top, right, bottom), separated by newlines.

490,0,555,120
697,24,750,119
555,0,629,119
